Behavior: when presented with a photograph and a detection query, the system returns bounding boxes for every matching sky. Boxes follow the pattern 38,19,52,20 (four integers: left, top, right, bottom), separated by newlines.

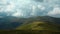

0,0,60,18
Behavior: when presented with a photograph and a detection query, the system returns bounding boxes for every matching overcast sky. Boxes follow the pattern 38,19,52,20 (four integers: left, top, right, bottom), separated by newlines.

0,0,60,18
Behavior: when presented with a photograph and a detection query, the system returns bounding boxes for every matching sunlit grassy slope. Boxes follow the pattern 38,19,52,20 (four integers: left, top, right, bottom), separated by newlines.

16,20,60,32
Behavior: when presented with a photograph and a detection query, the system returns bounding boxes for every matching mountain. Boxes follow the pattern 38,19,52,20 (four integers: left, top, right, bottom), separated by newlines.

0,16,25,30
16,16,60,32
0,16,60,34
0,16,60,31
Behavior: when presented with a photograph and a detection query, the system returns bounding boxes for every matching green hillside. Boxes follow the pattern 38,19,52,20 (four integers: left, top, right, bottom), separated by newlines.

15,16,60,34
0,16,60,34
16,21,60,32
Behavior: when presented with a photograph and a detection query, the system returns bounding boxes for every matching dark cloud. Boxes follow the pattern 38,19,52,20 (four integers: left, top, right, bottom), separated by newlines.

33,0,44,2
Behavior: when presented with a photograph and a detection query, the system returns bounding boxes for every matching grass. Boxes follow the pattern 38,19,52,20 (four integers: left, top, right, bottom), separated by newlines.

16,21,59,32
0,21,60,34
0,30,60,34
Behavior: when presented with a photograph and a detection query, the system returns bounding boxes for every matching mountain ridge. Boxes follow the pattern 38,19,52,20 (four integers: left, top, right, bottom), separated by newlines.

0,16,60,30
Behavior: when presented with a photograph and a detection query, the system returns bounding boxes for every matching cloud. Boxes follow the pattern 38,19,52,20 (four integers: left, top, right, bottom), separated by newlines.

12,9,23,17
6,2,15,11
0,0,60,18
12,12,22,17
47,7,60,17
33,0,44,2
0,7,4,12
30,5,36,16
37,5,45,10
0,0,7,4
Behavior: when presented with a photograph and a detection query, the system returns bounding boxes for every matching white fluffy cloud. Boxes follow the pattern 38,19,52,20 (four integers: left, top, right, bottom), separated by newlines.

6,2,15,11
12,9,23,17
30,5,36,16
30,5,45,16
47,7,60,17
38,5,45,10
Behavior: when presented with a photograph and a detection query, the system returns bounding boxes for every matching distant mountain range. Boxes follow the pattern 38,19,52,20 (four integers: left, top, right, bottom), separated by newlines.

0,16,60,31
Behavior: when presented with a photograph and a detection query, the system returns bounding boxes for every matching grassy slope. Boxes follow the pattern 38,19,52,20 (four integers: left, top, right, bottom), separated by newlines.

0,16,60,34
16,21,60,32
